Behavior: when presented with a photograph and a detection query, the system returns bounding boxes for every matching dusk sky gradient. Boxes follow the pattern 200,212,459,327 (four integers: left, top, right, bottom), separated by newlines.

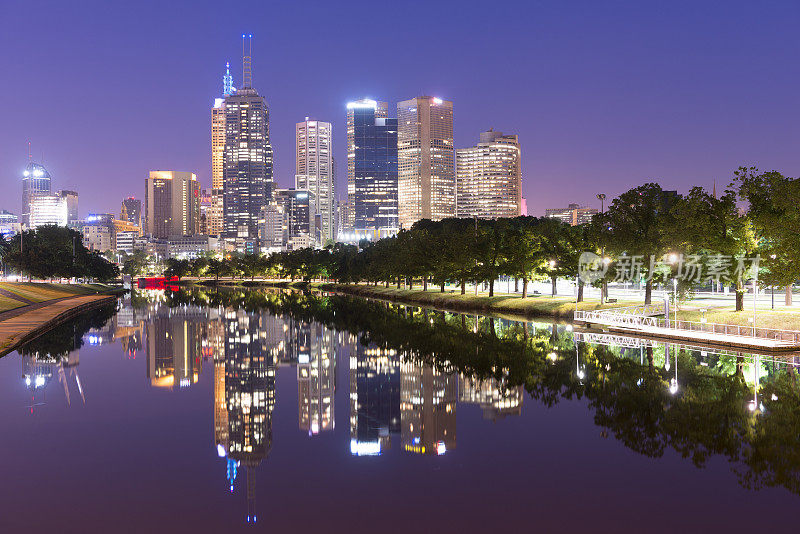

2,0,798,219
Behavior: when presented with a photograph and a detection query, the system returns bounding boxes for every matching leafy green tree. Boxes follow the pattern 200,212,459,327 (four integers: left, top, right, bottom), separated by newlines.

122,250,149,278
592,183,680,304
735,167,799,306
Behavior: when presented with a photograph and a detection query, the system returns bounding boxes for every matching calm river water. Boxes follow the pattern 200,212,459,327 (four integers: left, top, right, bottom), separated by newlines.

0,288,798,533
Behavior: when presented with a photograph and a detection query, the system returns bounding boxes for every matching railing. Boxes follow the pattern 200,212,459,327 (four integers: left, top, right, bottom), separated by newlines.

651,318,800,344
575,308,800,344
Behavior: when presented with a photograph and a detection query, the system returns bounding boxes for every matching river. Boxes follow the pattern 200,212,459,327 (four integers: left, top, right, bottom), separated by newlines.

0,287,797,533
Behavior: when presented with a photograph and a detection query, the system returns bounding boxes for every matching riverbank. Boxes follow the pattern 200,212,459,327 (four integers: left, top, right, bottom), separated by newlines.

0,282,122,313
0,293,118,356
190,278,800,328
194,279,637,318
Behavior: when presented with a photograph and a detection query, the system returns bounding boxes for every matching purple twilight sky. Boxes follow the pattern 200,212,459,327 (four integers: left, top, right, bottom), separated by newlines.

1,0,798,220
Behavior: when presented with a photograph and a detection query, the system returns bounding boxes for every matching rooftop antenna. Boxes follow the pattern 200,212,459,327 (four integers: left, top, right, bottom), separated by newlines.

223,61,235,96
242,34,252,89
27,141,31,161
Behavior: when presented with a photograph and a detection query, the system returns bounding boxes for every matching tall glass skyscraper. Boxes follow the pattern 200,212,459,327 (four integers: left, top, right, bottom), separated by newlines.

223,37,274,252
397,96,455,229
345,99,398,241
21,162,52,226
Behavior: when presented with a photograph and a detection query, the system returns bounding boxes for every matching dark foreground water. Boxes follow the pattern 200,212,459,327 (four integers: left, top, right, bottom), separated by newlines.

1,288,799,533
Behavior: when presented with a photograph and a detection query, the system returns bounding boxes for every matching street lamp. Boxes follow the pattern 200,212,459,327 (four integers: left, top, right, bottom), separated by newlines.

667,253,679,327
770,254,776,309
597,194,607,304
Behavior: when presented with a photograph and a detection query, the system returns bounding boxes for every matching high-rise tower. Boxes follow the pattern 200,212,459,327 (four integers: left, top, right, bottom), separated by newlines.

21,162,52,227
296,118,334,244
222,35,274,252
210,63,235,236
397,96,455,228
144,171,201,238
345,99,398,241
456,130,522,219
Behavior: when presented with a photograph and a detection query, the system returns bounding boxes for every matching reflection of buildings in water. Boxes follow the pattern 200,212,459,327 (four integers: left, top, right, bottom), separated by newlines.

22,351,84,412
349,338,401,456
145,304,207,389
401,360,457,455
459,375,523,420
296,322,336,436
222,308,277,524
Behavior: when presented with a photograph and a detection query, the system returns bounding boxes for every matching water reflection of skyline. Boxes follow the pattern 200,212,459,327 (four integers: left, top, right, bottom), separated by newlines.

16,288,800,524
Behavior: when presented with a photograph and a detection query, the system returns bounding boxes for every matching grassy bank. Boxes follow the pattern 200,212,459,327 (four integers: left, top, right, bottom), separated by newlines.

0,282,122,313
205,280,634,318
678,308,800,331
190,278,800,329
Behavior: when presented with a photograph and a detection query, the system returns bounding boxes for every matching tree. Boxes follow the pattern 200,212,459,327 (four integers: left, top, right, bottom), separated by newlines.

592,183,680,304
735,167,799,306
504,217,540,298
122,250,149,278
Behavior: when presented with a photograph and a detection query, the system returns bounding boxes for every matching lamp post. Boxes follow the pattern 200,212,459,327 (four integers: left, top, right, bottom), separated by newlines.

597,193,606,304
667,252,678,327
549,259,556,297
770,254,776,310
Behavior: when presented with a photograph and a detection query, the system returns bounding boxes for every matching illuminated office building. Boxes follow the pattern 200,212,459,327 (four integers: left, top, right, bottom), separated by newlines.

144,171,201,238
397,96,455,228
456,130,522,219
57,190,79,228
210,62,234,237
345,99,398,241
223,37,274,252
296,119,334,243
459,375,523,420
121,197,142,227
0,210,19,237
400,361,457,455
21,162,52,226
274,188,314,249
545,203,598,226
349,341,401,456
29,194,68,228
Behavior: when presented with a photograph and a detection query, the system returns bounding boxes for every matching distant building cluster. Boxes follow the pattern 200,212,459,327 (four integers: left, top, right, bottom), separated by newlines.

7,35,617,262
545,203,599,226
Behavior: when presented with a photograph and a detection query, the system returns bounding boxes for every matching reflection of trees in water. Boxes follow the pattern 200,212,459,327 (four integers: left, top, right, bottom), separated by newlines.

18,304,117,360
167,287,800,496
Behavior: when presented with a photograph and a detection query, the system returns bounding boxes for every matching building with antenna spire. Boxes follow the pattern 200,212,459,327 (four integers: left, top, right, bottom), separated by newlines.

222,35,274,252
21,161,52,227
210,62,235,236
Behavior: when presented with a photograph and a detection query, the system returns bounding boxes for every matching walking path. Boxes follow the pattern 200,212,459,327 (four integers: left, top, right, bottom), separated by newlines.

0,295,116,357
0,287,34,305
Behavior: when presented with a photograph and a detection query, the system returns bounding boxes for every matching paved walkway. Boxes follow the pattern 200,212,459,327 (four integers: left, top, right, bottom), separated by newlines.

0,287,34,305
0,295,116,357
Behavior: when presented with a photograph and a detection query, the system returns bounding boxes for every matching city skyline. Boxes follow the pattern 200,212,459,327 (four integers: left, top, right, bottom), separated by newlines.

4,1,797,221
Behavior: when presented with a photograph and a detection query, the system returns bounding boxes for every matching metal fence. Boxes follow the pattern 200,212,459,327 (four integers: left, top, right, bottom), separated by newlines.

575,306,800,344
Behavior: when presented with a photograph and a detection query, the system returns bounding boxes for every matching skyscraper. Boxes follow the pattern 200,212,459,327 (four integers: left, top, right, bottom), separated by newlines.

345,99,398,241
29,194,68,228
121,197,142,227
21,162,52,226
57,190,79,228
210,63,235,237
223,36,274,252
144,171,201,238
456,130,522,219
296,118,334,243
397,96,455,228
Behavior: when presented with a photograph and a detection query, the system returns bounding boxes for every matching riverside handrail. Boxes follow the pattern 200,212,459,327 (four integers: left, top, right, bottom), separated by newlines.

574,309,800,343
